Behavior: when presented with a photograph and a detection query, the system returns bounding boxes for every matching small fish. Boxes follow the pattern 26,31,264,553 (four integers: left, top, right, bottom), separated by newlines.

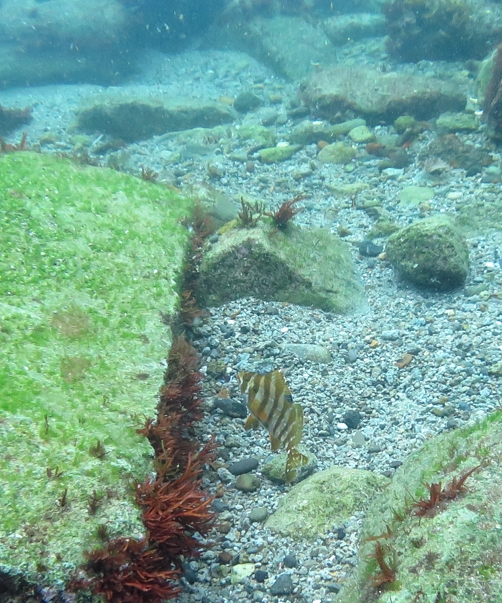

238,370,308,482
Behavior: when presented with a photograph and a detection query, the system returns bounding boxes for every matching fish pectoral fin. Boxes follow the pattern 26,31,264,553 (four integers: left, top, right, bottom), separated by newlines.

244,415,260,430
270,434,281,451
285,449,309,483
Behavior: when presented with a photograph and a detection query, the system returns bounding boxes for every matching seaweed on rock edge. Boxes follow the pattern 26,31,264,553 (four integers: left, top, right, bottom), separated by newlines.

70,336,216,603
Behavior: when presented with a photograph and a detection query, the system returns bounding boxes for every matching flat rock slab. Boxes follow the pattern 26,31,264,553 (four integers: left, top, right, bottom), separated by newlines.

77,91,237,141
196,224,367,314
0,152,192,588
301,65,466,123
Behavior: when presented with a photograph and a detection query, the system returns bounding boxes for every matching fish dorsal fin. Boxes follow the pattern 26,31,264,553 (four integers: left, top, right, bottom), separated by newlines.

244,414,259,430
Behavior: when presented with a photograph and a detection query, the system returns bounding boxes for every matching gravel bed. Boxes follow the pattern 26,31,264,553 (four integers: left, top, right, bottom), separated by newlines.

1,46,502,603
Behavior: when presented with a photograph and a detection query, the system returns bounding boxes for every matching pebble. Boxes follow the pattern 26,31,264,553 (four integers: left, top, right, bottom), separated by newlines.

283,554,298,568
283,343,332,363
254,570,269,583
249,507,269,522
235,474,261,492
270,573,294,596
343,410,362,429
228,458,260,475
358,240,384,257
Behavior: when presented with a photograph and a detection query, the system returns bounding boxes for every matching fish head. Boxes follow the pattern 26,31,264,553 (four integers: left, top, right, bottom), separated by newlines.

237,370,256,394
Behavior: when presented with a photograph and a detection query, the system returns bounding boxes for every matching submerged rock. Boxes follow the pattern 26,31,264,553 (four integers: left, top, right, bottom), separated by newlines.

196,223,367,313
337,411,502,603
0,152,192,588
322,13,386,45
301,65,466,123
265,466,389,540
385,215,469,290
205,15,338,81
0,0,132,87
77,93,236,142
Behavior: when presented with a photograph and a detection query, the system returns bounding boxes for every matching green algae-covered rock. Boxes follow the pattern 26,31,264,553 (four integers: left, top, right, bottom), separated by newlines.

196,223,367,313
318,141,356,164
385,215,469,290
289,119,366,146
436,112,480,132
258,144,301,163
0,152,192,588
348,125,375,143
338,411,502,603
265,466,390,540
262,445,317,485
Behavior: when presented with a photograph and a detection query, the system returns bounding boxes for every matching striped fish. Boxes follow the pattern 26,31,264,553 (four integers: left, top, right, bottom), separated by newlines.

238,370,308,482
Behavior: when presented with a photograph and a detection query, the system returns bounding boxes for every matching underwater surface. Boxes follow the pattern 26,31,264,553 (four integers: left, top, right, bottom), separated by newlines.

1,1,502,603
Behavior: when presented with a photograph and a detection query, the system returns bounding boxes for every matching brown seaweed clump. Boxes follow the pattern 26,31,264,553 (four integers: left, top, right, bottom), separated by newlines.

70,336,216,603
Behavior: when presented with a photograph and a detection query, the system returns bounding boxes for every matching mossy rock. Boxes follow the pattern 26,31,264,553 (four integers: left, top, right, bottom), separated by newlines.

338,411,502,603
265,466,390,540
385,215,469,290
196,223,367,313
0,152,192,588
258,144,301,163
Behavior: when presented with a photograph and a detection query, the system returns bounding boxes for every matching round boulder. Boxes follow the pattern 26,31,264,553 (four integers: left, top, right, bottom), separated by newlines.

385,215,469,290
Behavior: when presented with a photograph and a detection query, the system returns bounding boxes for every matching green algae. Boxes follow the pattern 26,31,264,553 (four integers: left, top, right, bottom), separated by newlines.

338,411,502,603
0,152,192,587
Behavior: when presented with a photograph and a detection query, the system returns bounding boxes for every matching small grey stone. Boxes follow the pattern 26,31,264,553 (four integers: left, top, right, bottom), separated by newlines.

217,467,234,483
351,430,366,448
381,329,403,341
261,109,278,126
228,458,259,476
234,91,261,113
358,240,383,257
270,573,294,596
235,473,261,492
213,399,248,418
283,554,298,568
249,507,269,522
254,569,268,583
263,304,279,315
343,409,362,429
326,582,342,593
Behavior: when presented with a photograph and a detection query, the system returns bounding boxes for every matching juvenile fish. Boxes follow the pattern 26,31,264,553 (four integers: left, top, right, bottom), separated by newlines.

238,369,308,482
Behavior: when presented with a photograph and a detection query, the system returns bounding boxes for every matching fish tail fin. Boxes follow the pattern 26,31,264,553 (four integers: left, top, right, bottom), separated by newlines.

285,448,309,483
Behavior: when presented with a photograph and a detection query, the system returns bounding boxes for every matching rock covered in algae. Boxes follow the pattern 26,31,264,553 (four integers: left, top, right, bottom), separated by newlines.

265,466,389,539
0,152,192,588
385,215,469,290
196,223,367,314
337,411,502,603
